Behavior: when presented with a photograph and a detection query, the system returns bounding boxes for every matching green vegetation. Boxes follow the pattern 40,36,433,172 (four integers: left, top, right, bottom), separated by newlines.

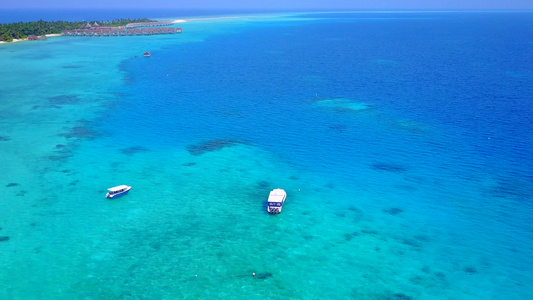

97,18,155,27
0,18,155,42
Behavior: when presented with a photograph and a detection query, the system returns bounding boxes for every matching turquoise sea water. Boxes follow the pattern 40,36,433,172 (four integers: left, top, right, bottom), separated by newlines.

1,11,532,299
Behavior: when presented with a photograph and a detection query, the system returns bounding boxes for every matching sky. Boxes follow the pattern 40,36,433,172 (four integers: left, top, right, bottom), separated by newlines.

2,0,532,10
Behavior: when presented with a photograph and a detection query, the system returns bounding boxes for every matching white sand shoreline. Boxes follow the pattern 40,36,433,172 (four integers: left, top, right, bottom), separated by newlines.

171,16,239,23
0,33,61,44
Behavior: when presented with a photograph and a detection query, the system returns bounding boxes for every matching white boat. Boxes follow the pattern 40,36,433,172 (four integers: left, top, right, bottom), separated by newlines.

106,185,131,199
267,189,286,214
143,51,151,57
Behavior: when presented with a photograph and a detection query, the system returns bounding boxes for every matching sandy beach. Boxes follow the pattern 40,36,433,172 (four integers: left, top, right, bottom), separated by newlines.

0,33,61,44
0,38,23,44
172,16,239,23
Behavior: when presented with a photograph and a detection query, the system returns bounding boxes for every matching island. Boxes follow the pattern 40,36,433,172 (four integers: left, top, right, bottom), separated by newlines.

0,18,156,42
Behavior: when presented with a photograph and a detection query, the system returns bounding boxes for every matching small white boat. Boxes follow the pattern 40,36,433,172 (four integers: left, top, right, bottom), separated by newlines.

267,188,286,214
106,185,131,199
143,51,151,57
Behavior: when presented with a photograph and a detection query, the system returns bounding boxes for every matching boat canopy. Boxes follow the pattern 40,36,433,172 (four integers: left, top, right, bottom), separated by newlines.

107,185,129,192
268,189,286,203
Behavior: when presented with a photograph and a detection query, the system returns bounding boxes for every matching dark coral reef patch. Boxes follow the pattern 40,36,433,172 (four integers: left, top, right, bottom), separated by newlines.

328,124,348,133
120,146,150,156
256,180,270,190
370,162,407,173
48,94,82,105
187,139,243,156
361,229,378,235
254,272,273,280
382,208,403,215
391,293,413,300
487,176,533,200
61,126,97,139
344,232,360,241
62,65,83,69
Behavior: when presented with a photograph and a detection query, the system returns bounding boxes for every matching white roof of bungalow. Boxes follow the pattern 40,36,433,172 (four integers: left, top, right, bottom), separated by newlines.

268,189,286,203
107,185,129,192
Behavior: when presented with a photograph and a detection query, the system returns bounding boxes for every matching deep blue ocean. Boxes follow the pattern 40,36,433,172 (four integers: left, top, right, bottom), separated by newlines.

1,10,532,299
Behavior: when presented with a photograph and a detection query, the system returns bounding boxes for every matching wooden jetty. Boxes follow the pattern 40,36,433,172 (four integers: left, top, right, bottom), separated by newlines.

61,23,182,37
126,21,174,28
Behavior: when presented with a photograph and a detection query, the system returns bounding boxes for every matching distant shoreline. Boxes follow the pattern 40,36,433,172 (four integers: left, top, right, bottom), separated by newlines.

0,33,61,44
0,16,242,45
0,17,155,44
172,16,239,23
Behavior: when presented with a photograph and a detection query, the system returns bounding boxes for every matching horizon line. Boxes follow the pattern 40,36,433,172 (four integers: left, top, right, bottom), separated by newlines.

2,7,533,11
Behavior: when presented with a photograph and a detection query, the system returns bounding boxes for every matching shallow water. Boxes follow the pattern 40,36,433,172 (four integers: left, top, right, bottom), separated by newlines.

1,11,532,299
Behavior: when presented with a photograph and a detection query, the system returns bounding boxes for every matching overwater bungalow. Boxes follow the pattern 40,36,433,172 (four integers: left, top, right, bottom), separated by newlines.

60,24,182,37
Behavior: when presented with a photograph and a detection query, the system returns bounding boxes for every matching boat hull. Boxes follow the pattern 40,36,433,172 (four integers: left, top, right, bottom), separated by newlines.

105,190,130,199
268,206,282,214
